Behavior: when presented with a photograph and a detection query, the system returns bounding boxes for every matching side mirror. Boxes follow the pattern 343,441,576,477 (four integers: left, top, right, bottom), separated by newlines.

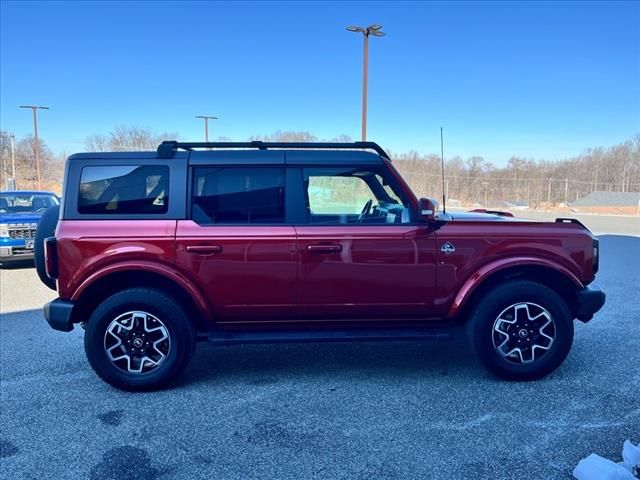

419,197,439,222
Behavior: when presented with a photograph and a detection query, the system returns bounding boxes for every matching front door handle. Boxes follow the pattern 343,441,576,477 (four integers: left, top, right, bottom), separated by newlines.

186,245,223,254
307,244,342,253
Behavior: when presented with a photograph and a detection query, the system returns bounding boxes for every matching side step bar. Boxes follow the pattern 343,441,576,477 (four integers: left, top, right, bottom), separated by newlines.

208,328,454,346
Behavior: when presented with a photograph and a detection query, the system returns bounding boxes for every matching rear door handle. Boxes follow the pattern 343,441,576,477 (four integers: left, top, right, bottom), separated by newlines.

307,244,342,253
186,245,223,254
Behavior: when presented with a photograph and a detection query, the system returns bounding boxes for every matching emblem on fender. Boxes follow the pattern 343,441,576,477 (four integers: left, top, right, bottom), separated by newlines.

441,241,456,255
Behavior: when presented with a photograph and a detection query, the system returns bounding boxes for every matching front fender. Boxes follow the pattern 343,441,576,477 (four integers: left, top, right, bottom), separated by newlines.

71,260,212,321
446,256,584,318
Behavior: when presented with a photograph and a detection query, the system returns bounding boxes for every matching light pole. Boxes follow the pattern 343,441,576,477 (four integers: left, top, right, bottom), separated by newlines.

346,24,385,141
195,115,218,142
19,105,49,190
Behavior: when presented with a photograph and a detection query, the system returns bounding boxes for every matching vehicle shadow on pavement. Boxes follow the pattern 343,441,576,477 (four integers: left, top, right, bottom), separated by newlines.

180,334,485,387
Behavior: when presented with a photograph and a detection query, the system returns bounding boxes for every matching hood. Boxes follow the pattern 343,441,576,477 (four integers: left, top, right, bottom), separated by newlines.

445,210,531,222
0,212,42,225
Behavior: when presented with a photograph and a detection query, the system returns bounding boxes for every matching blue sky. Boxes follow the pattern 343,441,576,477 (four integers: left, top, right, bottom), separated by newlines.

1,0,639,164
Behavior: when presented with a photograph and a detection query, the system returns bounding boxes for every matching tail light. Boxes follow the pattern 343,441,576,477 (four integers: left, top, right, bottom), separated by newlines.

592,238,599,275
44,237,58,279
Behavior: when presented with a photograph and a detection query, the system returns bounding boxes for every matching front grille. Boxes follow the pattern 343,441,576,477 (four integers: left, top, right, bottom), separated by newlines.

9,229,35,240
7,223,38,240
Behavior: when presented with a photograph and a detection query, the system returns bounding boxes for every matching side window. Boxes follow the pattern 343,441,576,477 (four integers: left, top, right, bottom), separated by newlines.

307,175,375,215
304,167,411,225
78,166,169,214
192,167,285,224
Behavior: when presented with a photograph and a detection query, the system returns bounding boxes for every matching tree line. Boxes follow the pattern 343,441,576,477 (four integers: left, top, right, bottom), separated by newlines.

1,127,638,207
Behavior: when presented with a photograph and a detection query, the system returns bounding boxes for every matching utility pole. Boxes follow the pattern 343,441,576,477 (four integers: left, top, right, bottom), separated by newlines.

19,105,49,190
195,115,218,142
346,24,385,141
564,178,568,207
482,181,489,208
1,142,5,190
9,133,15,180
547,178,552,206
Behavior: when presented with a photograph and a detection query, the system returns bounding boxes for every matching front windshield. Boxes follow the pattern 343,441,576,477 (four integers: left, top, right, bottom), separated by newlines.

0,193,59,214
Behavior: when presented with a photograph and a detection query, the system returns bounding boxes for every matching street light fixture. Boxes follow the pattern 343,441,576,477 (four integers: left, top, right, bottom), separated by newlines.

195,115,218,142
346,24,386,141
19,105,49,190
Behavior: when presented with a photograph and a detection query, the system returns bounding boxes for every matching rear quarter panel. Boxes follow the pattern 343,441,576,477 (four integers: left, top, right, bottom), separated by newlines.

55,220,177,300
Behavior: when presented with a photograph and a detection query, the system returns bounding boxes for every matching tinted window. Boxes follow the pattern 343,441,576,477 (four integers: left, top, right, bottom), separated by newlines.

308,175,375,214
304,167,411,225
0,193,59,214
192,167,285,224
78,166,169,214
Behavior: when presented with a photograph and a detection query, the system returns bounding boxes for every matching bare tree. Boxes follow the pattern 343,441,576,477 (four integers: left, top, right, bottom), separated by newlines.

42,128,640,201
84,133,109,152
83,126,180,152
9,136,63,191
250,131,319,143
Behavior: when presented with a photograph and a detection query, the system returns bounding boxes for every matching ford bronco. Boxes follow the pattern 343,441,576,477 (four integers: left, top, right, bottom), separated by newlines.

35,141,605,391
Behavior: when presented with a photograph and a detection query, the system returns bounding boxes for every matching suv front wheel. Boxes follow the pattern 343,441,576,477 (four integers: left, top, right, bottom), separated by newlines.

468,280,574,380
84,288,196,391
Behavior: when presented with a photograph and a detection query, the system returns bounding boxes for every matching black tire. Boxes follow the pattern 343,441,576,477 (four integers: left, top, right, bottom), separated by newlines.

84,288,197,391
467,280,573,380
34,205,60,290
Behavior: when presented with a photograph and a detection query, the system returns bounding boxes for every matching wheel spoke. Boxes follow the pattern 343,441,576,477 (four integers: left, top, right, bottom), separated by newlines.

492,302,556,365
103,311,171,375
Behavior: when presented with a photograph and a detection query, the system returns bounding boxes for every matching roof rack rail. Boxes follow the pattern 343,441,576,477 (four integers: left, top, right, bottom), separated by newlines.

157,140,391,160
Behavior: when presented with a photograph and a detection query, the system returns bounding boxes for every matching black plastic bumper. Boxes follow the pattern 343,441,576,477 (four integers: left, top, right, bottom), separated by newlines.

575,285,606,322
43,299,75,332
0,252,34,262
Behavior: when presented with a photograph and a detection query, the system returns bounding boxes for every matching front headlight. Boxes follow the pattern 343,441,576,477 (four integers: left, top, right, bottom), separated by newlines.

0,225,9,237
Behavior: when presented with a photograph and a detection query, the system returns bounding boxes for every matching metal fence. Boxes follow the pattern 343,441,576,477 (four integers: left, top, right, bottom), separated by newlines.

398,170,640,209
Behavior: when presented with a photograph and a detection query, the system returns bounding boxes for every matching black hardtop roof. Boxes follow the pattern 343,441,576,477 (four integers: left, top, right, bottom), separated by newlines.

67,141,390,165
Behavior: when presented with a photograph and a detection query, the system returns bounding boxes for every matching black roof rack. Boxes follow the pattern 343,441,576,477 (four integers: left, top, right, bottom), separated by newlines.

157,140,391,160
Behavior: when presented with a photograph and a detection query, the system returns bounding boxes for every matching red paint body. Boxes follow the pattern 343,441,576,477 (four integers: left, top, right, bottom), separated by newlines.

54,212,597,329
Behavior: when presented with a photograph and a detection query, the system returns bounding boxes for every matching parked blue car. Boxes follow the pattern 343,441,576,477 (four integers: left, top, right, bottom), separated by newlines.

0,191,60,264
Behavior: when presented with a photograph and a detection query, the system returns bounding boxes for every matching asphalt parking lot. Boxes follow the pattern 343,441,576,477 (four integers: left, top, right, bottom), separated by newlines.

1,222,638,479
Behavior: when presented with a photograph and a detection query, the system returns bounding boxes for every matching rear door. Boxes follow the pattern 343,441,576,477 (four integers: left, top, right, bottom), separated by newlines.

292,162,438,319
175,151,298,322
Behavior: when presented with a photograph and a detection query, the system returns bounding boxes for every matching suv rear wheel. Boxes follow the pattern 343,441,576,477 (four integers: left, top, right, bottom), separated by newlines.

84,288,196,391
467,280,573,380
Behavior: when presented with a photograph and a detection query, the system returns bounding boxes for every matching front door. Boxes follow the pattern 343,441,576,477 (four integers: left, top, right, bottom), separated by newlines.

294,165,437,319
175,162,297,322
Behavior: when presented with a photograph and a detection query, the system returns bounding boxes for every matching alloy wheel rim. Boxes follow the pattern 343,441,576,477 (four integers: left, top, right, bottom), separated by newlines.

104,311,171,374
492,302,556,364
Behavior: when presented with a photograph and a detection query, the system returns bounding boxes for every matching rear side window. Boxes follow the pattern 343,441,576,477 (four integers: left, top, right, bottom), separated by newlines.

192,167,285,224
78,166,169,214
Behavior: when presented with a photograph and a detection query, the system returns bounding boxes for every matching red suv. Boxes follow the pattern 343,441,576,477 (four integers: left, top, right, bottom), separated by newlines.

35,141,605,391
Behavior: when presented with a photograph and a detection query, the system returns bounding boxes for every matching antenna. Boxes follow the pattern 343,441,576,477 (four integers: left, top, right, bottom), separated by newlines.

440,126,446,214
